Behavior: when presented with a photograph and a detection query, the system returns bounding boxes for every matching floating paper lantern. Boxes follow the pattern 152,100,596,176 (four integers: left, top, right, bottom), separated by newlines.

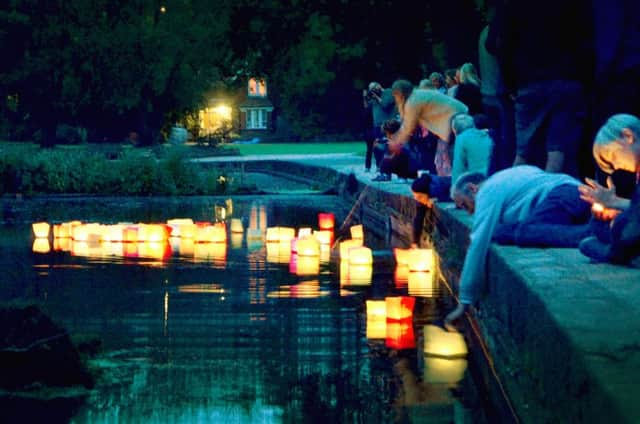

318,212,335,230
72,223,102,242
53,237,72,252
290,280,321,298
266,226,295,243
340,262,372,286
423,357,468,385
123,242,138,258
102,224,126,242
408,271,436,297
348,246,372,265
55,221,79,239
140,224,170,242
313,230,333,245
298,227,312,238
123,226,139,243
230,218,244,233
297,255,320,276
167,218,194,237
366,317,387,339
386,320,416,350
195,224,226,243
138,242,172,260
104,241,124,257
394,248,412,266
408,248,434,272
350,224,364,240
423,324,468,358
178,238,195,257
266,241,291,264
385,296,415,321
32,222,50,239
32,238,50,254
319,245,331,263
339,239,363,260
72,241,103,258
366,300,387,319
296,235,320,257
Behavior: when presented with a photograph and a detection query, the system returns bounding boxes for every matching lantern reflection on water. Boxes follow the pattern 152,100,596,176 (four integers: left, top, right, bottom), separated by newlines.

194,242,227,264
32,238,50,254
230,218,244,233
266,241,291,264
366,316,387,339
408,271,436,297
423,324,468,358
53,237,72,252
318,212,335,229
230,233,243,249
423,356,468,385
178,238,195,257
386,320,416,349
385,296,415,321
32,222,50,239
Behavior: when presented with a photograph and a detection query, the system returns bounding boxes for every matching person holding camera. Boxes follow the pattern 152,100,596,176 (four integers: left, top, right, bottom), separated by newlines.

363,82,397,172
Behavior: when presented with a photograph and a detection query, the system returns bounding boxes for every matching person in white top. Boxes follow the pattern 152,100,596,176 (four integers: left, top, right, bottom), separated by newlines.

445,165,591,324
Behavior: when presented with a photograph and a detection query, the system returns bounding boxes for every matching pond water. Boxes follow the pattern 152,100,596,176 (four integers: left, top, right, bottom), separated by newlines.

0,196,491,423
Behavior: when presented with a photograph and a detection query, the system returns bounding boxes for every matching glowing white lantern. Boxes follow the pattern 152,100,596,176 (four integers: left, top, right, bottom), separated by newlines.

366,300,386,319
230,218,244,233
298,227,312,238
408,248,434,272
102,224,126,242
350,224,364,240
32,222,50,239
348,246,372,265
423,324,468,358
296,235,320,257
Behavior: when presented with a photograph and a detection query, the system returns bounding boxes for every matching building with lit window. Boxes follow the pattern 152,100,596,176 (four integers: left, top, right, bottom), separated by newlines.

238,77,274,134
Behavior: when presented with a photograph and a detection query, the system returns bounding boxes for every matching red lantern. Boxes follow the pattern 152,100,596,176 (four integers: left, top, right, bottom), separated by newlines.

318,212,335,230
385,320,416,350
385,296,415,321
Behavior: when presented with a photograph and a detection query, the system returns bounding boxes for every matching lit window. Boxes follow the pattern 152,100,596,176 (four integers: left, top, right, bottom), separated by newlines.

246,108,269,129
248,78,267,97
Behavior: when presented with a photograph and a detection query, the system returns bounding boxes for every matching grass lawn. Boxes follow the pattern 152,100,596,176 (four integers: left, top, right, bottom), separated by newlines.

222,141,365,156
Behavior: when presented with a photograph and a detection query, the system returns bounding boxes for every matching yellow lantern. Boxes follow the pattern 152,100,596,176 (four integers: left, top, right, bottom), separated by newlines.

32,222,50,239
104,241,124,257
423,324,468,358
366,316,387,339
345,263,372,286
230,218,244,233
319,244,331,264
385,296,415,321
423,356,468,385
394,248,412,266
366,300,387,319
32,238,50,254
266,241,290,264
339,239,363,260
143,224,170,242
54,221,77,238
298,227,312,238
296,235,320,257
195,224,226,243
266,226,295,243
178,238,195,257
313,230,333,245
230,233,243,249
138,242,171,260
73,223,102,242
123,226,139,243
72,241,103,258
318,212,335,229
408,248,434,272
348,246,372,265
52,224,63,238
350,224,364,240
294,255,320,276
408,271,436,297
102,224,125,242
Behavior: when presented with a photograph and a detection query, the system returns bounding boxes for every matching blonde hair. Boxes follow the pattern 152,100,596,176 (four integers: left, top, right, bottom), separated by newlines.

459,63,481,87
593,114,640,174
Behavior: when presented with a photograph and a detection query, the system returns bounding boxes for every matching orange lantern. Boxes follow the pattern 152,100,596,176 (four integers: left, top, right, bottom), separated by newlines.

32,222,50,239
395,265,409,287
32,238,50,254
318,212,335,230
408,271,436,297
408,248,434,272
423,324,468,358
348,246,372,265
386,320,416,350
143,224,170,242
394,248,412,266
385,296,415,321
339,239,363,260
138,241,172,260
350,224,364,240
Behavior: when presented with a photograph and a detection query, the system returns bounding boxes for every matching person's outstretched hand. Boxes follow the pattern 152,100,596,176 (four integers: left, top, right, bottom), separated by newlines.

444,303,468,327
579,177,617,207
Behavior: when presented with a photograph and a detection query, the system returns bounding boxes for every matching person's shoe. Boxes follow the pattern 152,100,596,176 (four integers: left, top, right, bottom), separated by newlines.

372,174,391,182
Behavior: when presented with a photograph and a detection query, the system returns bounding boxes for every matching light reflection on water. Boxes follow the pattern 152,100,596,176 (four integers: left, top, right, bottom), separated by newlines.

0,196,485,423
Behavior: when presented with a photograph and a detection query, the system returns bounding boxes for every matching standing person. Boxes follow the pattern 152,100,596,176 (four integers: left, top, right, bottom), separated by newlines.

454,63,483,116
445,166,592,323
479,24,515,175
429,72,447,95
487,0,591,176
445,68,459,97
362,82,397,172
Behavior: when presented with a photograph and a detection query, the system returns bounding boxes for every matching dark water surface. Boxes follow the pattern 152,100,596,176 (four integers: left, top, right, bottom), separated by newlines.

0,196,489,423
